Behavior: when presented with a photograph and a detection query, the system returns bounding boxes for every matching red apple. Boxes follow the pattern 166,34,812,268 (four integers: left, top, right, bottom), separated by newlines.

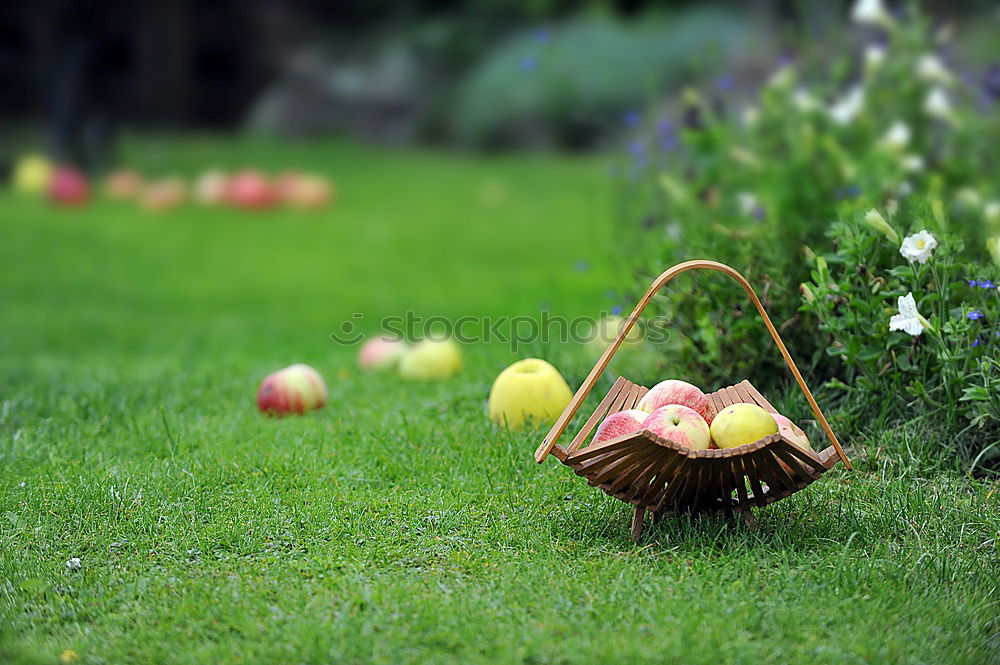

358,336,408,371
591,409,649,445
642,404,711,450
48,166,89,206
228,169,277,209
637,379,715,424
257,364,328,416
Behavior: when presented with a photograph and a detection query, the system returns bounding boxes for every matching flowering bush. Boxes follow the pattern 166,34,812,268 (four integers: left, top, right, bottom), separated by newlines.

618,2,1000,463
802,207,999,465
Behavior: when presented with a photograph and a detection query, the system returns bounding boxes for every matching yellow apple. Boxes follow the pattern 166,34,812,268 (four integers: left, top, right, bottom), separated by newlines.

488,358,573,430
710,403,778,449
398,338,462,380
12,154,53,194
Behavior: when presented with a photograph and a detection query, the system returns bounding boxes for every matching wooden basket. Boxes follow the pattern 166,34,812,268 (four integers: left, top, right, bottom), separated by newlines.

534,260,851,541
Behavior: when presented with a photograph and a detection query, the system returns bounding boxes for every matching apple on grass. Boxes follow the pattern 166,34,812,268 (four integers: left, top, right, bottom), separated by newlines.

591,409,649,444
488,358,573,430
228,170,277,209
710,403,778,449
104,169,143,200
257,363,328,416
642,404,711,450
638,379,715,424
398,338,462,380
194,169,229,205
48,166,89,206
12,154,53,194
358,336,408,372
140,178,187,211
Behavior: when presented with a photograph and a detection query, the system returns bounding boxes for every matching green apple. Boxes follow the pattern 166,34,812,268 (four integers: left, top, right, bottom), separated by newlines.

488,358,572,430
398,338,463,380
12,154,53,195
709,403,778,448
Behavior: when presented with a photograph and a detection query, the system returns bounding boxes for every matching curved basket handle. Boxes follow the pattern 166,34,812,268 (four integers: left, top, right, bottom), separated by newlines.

535,259,851,469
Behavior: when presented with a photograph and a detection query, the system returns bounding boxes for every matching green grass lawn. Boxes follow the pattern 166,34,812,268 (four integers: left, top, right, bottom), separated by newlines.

2,138,998,664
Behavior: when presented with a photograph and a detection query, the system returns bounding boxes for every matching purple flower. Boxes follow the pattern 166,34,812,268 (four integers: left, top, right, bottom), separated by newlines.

968,279,979,287
534,27,551,43
628,140,646,157
521,56,538,72
611,305,623,315
716,74,734,92
980,279,995,289
973,337,981,347
622,110,641,128
968,310,984,320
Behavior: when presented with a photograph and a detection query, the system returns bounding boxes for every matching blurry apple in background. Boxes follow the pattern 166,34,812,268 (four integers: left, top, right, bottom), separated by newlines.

12,154,53,194
591,408,649,444
228,169,277,209
47,166,89,206
398,338,463,380
140,178,187,212
585,314,643,357
257,363,328,416
103,169,143,200
488,358,572,430
358,336,408,371
283,173,334,210
194,169,229,205
638,379,714,424
642,404,711,450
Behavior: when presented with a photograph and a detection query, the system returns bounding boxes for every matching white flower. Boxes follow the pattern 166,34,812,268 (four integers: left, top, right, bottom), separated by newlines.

65,557,81,571
851,0,894,27
985,201,1000,224
828,86,865,125
900,230,938,264
792,89,820,112
915,54,954,85
889,292,927,336
864,45,887,71
742,105,760,128
897,180,914,197
901,154,925,172
879,121,911,150
886,198,898,216
924,87,954,122
737,191,761,216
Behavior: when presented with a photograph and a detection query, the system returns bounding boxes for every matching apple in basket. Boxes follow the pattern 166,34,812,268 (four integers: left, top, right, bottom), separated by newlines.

103,168,143,200
710,403,778,448
642,404,711,450
591,409,649,444
638,379,715,424
257,363,328,416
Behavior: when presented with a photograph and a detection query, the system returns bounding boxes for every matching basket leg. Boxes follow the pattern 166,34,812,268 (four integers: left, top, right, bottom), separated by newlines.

740,509,757,532
631,506,645,542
